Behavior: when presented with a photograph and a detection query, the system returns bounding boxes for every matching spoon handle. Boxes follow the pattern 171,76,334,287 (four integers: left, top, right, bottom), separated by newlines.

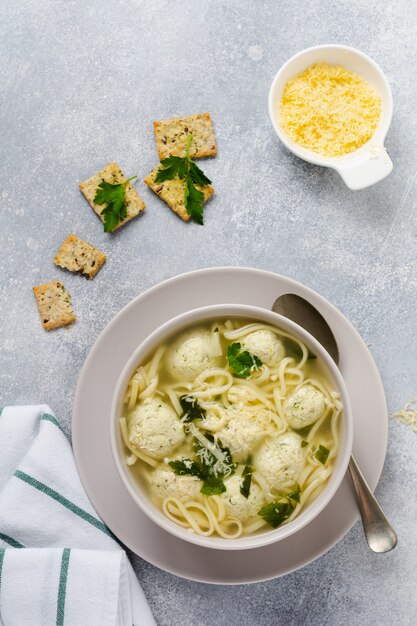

348,455,397,553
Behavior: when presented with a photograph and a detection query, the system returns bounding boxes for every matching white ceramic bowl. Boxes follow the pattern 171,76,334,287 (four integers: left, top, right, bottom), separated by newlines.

110,304,353,550
268,44,393,190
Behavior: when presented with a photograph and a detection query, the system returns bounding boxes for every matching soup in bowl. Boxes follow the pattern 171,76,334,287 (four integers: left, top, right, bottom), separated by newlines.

111,304,353,550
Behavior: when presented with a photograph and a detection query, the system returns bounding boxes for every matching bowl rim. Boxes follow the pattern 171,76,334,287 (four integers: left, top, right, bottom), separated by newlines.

110,303,353,551
268,43,393,167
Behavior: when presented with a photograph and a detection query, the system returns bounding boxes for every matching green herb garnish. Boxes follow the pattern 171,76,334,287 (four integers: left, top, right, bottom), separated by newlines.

194,433,237,480
179,395,206,423
154,157,188,182
301,440,309,448
155,134,211,224
287,484,301,503
240,465,254,499
168,458,203,478
258,500,295,529
94,175,137,233
227,342,263,379
314,444,330,465
169,433,236,496
169,458,227,495
258,484,303,528
200,476,227,496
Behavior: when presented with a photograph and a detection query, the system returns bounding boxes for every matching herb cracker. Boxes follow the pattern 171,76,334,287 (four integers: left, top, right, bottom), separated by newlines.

54,233,106,279
144,165,214,221
33,281,76,330
79,162,145,231
154,113,217,160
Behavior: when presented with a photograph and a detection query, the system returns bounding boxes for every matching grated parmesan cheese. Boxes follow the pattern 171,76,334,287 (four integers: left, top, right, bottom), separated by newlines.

279,62,382,158
392,399,417,432
187,423,232,476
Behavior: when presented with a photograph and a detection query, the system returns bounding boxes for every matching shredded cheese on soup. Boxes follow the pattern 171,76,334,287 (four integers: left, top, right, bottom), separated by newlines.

279,62,382,158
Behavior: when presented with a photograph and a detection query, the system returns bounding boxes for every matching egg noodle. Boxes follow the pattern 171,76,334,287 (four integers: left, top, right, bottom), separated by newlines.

120,319,342,539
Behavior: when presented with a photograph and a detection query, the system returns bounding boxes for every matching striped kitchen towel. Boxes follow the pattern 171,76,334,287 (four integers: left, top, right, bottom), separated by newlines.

0,405,155,626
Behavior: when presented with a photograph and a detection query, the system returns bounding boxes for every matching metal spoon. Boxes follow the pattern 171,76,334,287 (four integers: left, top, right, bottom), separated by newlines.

273,293,397,553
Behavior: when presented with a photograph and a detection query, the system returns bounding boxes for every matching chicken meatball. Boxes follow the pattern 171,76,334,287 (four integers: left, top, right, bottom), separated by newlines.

284,384,326,430
150,466,201,501
254,432,305,491
220,475,264,521
241,330,284,367
168,329,216,379
218,406,270,462
129,398,185,459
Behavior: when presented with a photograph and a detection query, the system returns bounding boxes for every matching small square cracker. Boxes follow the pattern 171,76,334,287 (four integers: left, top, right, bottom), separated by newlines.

79,162,145,230
144,165,214,222
154,113,217,160
54,233,106,279
33,281,76,331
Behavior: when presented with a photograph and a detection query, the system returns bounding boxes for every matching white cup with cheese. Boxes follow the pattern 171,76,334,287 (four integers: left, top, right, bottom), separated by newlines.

268,44,393,190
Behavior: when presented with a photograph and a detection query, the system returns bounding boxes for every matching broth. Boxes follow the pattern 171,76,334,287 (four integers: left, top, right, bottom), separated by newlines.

120,318,343,539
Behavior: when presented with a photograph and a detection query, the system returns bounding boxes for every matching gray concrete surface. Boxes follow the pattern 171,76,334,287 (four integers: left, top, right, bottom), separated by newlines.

1,1,416,624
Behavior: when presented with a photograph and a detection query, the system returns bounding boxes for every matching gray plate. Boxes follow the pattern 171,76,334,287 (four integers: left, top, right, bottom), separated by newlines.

72,267,388,584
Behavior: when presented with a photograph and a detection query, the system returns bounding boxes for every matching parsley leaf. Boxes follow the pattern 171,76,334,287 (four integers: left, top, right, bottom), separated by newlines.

153,134,211,224
188,161,212,186
314,444,330,465
240,465,254,499
179,395,206,423
258,499,295,529
301,440,309,448
168,459,203,478
94,175,137,233
155,156,187,182
169,432,236,496
200,476,226,496
185,176,205,225
258,484,303,527
227,342,263,379
287,484,301,503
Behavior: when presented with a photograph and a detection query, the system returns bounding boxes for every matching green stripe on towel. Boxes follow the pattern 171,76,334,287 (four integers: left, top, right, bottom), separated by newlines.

56,548,71,626
0,549,5,593
0,533,24,548
40,412,64,432
14,471,115,539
